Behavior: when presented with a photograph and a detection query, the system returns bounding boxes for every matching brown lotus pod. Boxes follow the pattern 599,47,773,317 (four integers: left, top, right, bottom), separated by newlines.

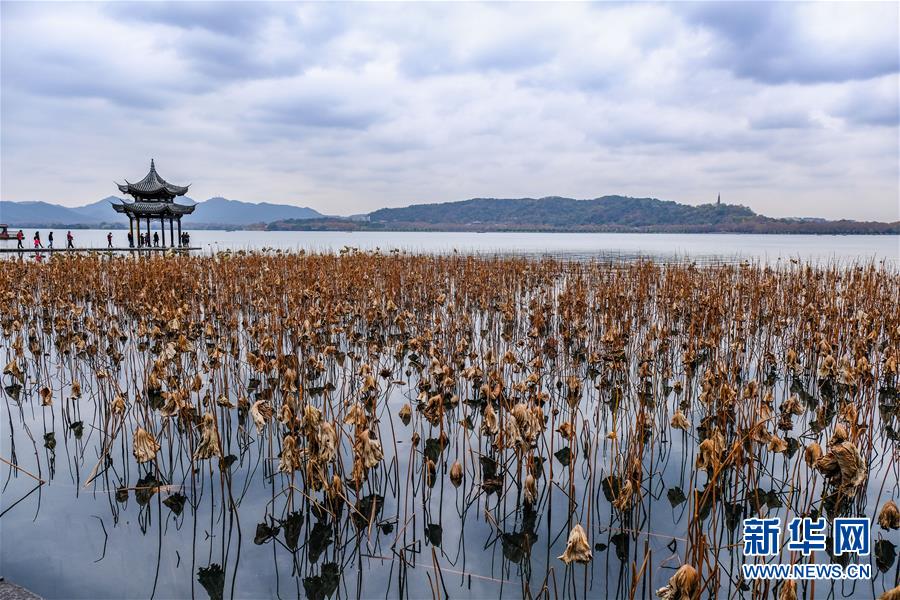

781,394,803,415
70,380,81,399
132,427,161,463
829,423,849,446
524,473,537,505
778,579,797,600
279,403,294,428
303,405,322,430
305,458,328,491
398,403,412,425
318,422,337,463
502,417,523,450
278,434,302,473
362,374,378,393
670,410,690,431
696,438,721,473
558,422,574,439
3,359,24,381
818,354,838,379
509,403,541,443
423,393,446,426
814,440,867,494
449,460,463,487
804,442,822,467
112,393,126,415
878,500,900,530
558,523,592,564
482,402,498,436
40,386,52,406
355,428,384,469
193,412,221,460
768,436,788,453
328,474,343,501
839,358,858,387
411,431,420,446
612,477,634,511
344,402,367,427
786,348,800,372
655,564,699,600
743,380,759,400
565,376,583,408
884,355,898,377
250,400,273,434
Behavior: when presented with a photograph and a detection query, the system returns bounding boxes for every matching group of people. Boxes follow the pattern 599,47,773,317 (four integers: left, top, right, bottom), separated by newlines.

16,229,74,249
15,229,191,250
126,231,191,247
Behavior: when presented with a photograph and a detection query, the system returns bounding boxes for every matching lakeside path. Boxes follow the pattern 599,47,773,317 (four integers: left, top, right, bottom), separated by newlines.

0,247,199,254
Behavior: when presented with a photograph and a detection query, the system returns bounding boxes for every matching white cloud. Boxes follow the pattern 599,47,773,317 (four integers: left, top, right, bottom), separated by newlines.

1,2,897,220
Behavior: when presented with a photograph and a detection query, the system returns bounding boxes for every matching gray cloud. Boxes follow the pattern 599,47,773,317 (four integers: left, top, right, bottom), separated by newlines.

1,2,898,221
682,2,900,84
104,1,285,37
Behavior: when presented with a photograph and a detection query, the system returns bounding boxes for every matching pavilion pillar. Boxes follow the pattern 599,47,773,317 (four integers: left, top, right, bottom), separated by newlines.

161,217,166,247
128,217,134,246
147,218,151,245
177,219,182,247
169,219,174,247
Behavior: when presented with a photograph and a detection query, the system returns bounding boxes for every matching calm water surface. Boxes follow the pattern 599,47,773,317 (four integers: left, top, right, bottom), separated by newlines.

3,230,898,263
1,238,897,600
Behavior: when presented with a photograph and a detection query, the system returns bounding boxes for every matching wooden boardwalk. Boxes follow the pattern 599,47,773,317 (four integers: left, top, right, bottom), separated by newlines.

0,246,199,254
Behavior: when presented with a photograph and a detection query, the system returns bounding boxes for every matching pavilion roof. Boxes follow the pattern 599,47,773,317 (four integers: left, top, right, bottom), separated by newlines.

117,160,189,200
112,199,195,217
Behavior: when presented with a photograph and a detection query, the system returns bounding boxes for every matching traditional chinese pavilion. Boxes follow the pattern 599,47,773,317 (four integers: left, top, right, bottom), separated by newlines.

113,160,195,247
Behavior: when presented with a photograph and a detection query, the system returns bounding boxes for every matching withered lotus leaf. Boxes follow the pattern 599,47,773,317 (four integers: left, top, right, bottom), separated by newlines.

558,523,592,564
133,427,161,463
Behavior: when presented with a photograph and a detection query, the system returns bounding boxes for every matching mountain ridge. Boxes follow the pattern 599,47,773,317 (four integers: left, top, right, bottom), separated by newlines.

274,195,900,235
0,196,322,228
1,195,896,234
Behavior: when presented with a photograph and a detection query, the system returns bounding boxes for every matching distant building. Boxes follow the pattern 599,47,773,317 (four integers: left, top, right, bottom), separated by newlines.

113,160,195,246
717,193,721,205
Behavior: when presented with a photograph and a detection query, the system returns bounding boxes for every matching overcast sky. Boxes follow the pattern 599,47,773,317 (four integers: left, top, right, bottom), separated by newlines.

2,2,898,220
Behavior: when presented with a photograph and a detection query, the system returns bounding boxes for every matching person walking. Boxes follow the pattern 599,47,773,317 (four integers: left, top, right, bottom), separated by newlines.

66,231,74,249
127,231,134,248
153,232,159,247
33,232,43,248
48,231,54,248
107,232,113,248
16,229,24,249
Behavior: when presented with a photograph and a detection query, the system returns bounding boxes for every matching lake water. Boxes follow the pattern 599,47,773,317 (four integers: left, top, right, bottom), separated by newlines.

2,229,897,264
1,241,898,600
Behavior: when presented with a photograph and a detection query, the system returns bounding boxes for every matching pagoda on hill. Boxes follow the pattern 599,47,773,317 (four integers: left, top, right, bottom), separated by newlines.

113,159,195,247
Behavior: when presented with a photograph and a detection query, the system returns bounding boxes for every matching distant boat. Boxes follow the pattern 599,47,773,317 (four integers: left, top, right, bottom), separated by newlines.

0,224,11,240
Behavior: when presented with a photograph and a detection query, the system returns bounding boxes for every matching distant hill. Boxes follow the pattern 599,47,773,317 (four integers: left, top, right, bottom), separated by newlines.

271,195,899,234
368,195,757,228
0,197,322,228
193,197,322,226
0,201,95,225
2,194,896,234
